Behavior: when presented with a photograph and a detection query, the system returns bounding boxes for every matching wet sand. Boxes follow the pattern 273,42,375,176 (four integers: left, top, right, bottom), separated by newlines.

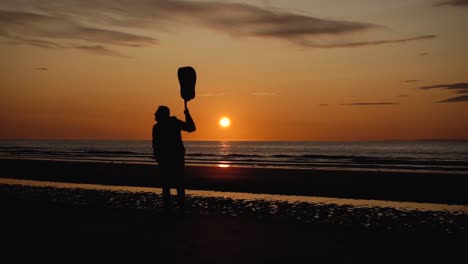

1,158,467,262
1,181,467,263
1,158,468,204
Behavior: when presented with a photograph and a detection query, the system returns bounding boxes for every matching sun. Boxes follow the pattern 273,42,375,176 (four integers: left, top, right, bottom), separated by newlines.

219,117,231,128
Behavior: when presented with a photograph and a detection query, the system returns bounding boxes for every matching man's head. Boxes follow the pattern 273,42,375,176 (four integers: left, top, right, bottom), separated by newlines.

155,105,170,122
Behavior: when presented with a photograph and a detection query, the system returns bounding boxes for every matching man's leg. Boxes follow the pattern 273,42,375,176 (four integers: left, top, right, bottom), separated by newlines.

175,159,186,212
159,164,171,211
176,185,185,210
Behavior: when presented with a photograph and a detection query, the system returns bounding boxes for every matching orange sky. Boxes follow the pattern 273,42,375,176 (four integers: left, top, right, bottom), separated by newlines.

1,0,467,141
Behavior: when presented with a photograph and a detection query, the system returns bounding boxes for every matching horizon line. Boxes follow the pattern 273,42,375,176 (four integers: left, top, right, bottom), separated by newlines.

1,138,467,142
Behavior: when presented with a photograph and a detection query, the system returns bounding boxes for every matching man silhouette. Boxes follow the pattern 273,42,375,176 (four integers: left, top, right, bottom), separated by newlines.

152,105,196,213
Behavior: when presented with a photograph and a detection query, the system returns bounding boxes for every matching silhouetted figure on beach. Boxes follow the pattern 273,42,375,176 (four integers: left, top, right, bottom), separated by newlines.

152,105,196,213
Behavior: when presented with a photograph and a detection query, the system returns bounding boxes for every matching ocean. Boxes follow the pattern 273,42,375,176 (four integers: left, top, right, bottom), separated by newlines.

0,140,467,174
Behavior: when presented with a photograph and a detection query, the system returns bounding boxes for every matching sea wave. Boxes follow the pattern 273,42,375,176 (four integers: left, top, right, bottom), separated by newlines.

1,140,468,173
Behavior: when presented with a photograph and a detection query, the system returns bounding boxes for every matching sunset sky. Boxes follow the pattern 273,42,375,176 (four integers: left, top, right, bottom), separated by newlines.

1,0,467,141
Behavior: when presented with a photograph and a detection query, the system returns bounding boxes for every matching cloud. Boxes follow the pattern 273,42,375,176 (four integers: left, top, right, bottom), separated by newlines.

404,80,419,83
420,53,429,56
8,36,63,49
319,104,329,106
74,45,132,58
0,9,157,57
9,35,131,58
419,83,468,93
34,67,48,70
300,35,436,48
0,0,437,55
434,0,468,7
341,102,399,106
0,10,158,46
418,83,468,103
436,95,468,103
397,95,409,97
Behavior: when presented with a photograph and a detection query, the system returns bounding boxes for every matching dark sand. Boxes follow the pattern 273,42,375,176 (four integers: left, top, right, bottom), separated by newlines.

2,158,468,204
1,158,467,263
2,185,467,264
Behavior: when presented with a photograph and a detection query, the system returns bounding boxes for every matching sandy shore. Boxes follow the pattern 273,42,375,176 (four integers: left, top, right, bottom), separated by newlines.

1,182,467,263
1,157,467,262
1,158,468,204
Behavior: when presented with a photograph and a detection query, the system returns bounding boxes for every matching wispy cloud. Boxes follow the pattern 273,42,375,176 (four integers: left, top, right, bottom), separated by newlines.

420,53,429,56
0,0,437,56
9,35,131,58
434,0,468,7
436,95,468,103
300,35,436,48
8,36,63,49
341,102,399,106
319,104,329,106
0,10,158,46
0,9,158,57
74,45,133,58
404,80,419,83
397,95,409,97
419,83,468,93
34,67,48,70
418,83,468,103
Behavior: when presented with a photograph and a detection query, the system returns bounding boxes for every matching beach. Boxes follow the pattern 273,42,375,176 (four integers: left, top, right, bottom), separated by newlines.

2,0,468,262
1,182,467,263
2,158,467,204
1,158,467,263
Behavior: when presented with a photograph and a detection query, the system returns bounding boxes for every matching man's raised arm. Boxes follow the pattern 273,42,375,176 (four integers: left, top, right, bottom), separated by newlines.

182,108,196,132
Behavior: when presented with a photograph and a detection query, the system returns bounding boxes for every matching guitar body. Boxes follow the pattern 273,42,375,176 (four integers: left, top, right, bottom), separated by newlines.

178,66,196,102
